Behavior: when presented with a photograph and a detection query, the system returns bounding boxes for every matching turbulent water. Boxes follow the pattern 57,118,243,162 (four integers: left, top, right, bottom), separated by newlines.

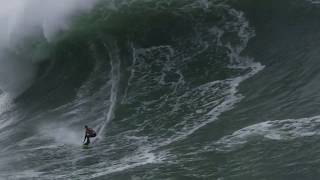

1,0,320,179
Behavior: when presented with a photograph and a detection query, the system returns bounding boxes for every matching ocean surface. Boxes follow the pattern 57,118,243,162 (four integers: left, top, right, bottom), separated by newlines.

1,0,320,179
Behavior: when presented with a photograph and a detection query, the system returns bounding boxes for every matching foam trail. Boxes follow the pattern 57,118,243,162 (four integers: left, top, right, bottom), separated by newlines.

95,43,121,141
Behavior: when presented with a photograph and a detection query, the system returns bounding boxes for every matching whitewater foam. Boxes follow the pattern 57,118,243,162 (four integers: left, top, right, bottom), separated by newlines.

0,0,273,178
3,170,43,179
214,115,320,152
156,62,264,149
149,3,264,147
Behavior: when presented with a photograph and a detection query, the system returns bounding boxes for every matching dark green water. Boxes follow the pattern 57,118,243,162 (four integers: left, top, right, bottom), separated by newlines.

0,0,320,179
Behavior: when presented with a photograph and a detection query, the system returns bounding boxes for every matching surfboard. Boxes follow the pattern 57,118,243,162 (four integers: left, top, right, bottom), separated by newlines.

82,144,92,149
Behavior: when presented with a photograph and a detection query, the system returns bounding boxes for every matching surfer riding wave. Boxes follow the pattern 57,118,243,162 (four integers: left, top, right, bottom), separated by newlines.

83,125,97,145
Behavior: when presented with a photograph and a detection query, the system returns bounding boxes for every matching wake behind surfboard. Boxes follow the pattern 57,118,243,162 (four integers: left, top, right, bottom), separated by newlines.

82,144,92,149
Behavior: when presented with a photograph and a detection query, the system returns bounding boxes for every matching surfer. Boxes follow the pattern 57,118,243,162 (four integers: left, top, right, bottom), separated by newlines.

83,125,97,145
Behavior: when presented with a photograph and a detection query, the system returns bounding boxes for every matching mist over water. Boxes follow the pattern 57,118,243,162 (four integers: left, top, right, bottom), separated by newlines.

0,0,98,96
0,0,98,44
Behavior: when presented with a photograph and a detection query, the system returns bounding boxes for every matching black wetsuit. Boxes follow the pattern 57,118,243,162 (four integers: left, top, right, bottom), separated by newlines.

84,128,97,145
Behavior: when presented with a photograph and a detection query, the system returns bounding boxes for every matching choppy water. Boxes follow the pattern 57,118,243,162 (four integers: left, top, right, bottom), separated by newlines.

0,0,320,179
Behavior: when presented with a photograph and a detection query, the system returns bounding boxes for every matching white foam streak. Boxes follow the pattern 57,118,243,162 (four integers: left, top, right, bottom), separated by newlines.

215,115,320,152
95,43,121,140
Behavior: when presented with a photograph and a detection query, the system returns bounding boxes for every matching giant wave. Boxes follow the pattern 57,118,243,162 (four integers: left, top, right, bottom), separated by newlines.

2,0,319,179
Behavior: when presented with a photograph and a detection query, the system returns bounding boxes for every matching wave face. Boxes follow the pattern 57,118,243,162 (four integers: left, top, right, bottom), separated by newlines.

1,0,320,179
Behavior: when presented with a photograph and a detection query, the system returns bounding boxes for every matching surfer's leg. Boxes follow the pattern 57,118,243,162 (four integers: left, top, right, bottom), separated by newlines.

84,136,90,145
